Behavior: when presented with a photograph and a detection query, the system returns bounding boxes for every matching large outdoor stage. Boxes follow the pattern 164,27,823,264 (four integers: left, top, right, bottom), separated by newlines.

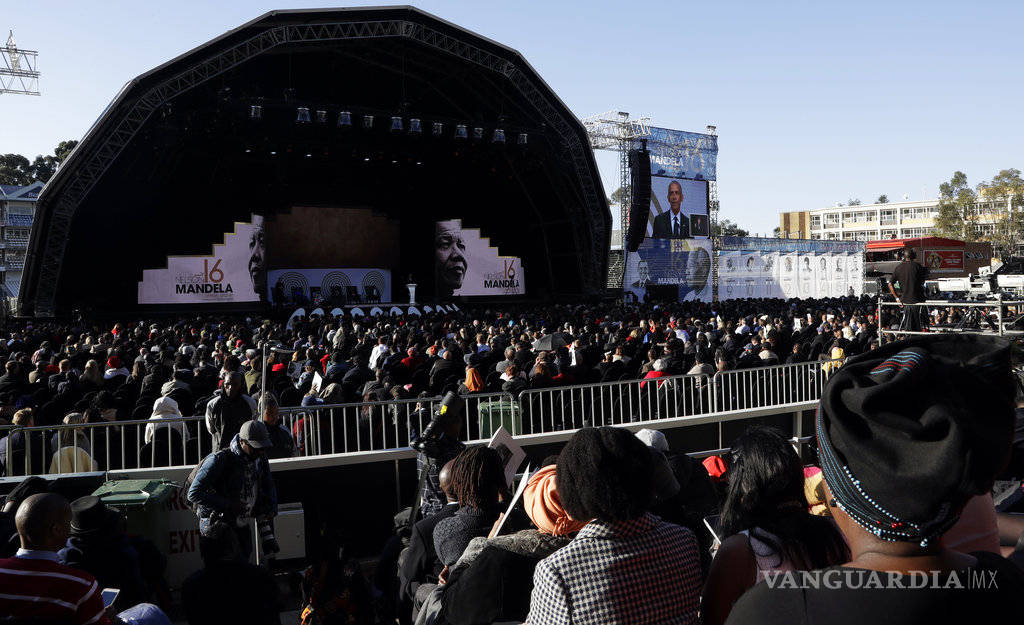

19,7,610,317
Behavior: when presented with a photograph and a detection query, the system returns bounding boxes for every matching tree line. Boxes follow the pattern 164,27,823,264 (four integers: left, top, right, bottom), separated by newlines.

933,168,1024,257
0,140,79,186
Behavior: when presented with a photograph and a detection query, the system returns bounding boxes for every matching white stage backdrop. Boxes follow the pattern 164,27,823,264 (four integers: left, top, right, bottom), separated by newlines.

138,215,264,304
435,219,525,296
267,268,392,304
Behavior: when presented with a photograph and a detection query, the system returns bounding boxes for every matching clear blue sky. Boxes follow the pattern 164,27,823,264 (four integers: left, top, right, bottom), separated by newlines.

3,1,1023,235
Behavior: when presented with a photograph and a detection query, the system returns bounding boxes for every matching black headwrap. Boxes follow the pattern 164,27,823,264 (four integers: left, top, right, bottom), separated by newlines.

817,335,1014,546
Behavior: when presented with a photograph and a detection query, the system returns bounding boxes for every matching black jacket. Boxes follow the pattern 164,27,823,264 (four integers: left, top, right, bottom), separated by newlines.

399,502,459,609
442,530,570,625
652,210,690,239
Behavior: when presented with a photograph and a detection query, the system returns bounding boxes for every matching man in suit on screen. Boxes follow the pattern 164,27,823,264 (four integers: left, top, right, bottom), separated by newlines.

651,180,690,239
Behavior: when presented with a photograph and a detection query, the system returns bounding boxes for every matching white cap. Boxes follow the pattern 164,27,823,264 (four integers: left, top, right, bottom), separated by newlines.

635,428,669,452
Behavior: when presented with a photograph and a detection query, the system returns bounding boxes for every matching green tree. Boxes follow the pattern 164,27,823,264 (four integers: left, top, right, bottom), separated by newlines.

934,171,978,241
978,168,1024,258
876,194,888,204
0,154,33,185
30,155,59,183
772,226,781,238
847,198,862,206
0,140,79,185
54,140,78,163
713,219,749,237
608,186,625,206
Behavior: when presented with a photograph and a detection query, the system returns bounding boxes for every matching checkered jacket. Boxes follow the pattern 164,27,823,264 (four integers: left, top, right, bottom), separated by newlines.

525,513,701,625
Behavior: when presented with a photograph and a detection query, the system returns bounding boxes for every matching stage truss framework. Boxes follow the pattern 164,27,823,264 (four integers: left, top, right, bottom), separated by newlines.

1,31,40,96
25,14,609,316
583,113,720,298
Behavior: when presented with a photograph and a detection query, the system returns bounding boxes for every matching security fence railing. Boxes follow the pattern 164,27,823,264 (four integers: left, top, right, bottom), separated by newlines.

0,359,843,477
516,373,713,433
714,359,839,413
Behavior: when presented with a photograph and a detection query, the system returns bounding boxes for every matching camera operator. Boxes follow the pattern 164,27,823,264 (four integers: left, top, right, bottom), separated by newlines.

187,420,279,564
412,392,466,519
888,248,928,332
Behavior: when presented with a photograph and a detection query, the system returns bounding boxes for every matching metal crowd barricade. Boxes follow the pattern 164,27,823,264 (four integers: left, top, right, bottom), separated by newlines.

711,359,841,414
3,415,214,476
877,295,1024,342
3,359,848,477
278,395,445,457
516,373,713,434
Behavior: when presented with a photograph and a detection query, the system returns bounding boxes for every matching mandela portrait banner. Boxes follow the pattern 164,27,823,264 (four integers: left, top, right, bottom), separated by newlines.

138,215,265,304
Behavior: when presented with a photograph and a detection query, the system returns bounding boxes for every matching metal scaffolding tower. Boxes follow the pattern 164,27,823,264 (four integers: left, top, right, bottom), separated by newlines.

581,111,650,288
1,30,40,96
705,124,720,300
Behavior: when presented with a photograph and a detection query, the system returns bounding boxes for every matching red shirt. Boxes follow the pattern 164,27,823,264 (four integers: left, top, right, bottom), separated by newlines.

0,551,111,625
640,370,668,389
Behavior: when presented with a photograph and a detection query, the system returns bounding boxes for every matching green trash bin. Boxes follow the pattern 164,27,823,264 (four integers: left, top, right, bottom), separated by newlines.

91,479,190,583
93,479,177,543
477,399,522,438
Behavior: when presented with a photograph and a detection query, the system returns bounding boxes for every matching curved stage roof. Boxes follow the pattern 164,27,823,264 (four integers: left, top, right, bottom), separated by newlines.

21,6,609,316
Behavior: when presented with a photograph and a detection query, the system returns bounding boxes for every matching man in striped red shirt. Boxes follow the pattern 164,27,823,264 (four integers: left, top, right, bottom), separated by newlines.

0,492,110,625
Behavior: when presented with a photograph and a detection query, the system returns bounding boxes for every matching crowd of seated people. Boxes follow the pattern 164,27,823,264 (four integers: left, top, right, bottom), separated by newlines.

0,295,888,474
1,303,1024,623
363,333,1024,624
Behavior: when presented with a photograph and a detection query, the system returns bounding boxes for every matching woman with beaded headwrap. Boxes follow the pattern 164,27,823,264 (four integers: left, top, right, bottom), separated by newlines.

727,335,1024,624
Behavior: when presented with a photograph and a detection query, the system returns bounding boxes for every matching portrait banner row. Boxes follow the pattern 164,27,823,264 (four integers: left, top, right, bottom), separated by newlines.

624,237,865,302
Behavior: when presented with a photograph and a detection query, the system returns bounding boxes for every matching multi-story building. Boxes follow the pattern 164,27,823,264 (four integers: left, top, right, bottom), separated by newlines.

0,181,43,297
781,196,1013,244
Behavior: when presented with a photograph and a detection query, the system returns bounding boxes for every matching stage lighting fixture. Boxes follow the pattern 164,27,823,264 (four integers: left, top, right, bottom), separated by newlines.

244,148,251,153
316,110,327,123
306,153,312,158
517,133,528,145
390,116,403,132
454,124,468,140
296,107,311,123
363,115,374,129
283,87,296,101
363,157,370,162
432,122,443,136
492,129,506,144
409,118,422,134
472,127,484,140
337,111,352,127
270,150,277,155
249,105,262,120
217,86,232,102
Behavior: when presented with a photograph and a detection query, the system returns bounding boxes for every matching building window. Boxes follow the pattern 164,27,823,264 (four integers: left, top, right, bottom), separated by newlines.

810,215,822,229
880,209,896,225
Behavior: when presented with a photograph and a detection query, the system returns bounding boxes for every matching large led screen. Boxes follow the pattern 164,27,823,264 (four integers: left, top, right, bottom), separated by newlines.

647,177,710,240
434,219,525,296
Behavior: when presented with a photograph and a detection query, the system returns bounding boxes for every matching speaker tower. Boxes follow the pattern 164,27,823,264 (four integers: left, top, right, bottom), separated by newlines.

626,149,651,252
